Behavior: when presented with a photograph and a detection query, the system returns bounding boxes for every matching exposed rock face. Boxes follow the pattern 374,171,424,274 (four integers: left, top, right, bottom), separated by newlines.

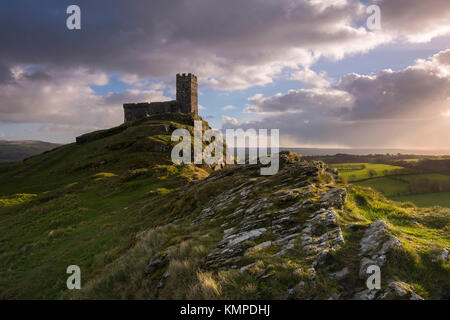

350,220,407,300
434,248,449,263
198,159,331,269
300,208,345,267
144,253,171,275
353,281,424,300
358,221,401,279
319,188,347,209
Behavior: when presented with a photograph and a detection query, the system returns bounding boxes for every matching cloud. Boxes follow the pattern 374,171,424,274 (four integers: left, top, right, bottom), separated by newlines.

374,0,450,42
222,105,236,110
336,49,450,120
1,1,448,91
0,66,170,130
245,88,353,115
222,115,239,126
235,49,450,148
291,68,331,88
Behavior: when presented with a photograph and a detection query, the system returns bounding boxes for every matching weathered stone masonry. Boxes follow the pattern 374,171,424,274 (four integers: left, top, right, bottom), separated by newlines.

123,73,198,122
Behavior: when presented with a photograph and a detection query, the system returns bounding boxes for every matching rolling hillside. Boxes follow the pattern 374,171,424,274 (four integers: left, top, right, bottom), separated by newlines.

0,113,448,300
0,140,61,165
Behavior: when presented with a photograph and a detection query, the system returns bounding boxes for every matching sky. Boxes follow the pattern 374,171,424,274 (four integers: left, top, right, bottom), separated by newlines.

0,0,449,149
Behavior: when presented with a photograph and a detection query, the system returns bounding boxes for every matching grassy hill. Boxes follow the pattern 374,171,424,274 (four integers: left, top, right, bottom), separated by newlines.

0,140,61,165
0,114,448,300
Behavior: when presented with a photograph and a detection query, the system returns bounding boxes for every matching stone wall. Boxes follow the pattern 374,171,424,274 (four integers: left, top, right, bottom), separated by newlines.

123,101,181,122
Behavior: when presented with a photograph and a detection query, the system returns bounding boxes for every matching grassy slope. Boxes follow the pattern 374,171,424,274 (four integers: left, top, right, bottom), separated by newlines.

0,113,211,299
0,140,61,165
343,187,449,299
355,177,410,196
0,116,448,300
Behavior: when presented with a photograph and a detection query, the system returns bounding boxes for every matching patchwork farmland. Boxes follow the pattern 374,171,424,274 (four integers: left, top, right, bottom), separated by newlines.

330,162,450,208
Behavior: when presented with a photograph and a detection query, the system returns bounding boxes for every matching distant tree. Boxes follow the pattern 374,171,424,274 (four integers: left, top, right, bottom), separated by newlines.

368,169,377,178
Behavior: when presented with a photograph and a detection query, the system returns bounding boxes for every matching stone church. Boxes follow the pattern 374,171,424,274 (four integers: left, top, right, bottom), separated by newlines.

123,73,198,122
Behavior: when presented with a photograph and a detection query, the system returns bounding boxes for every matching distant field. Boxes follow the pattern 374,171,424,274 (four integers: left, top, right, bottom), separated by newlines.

355,173,450,196
355,177,409,196
353,172,450,208
395,158,420,162
398,173,450,182
391,191,450,208
331,163,404,181
332,162,450,208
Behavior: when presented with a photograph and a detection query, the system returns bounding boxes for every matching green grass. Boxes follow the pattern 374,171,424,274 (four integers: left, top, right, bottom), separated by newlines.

398,173,450,183
394,158,421,163
354,173,450,195
0,193,37,208
331,163,405,181
0,140,61,165
354,173,450,207
391,191,450,208
342,185,449,299
355,177,410,196
0,113,214,299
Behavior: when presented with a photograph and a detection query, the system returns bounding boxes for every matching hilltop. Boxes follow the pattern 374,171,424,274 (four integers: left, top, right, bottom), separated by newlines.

0,140,61,165
0,113,448,300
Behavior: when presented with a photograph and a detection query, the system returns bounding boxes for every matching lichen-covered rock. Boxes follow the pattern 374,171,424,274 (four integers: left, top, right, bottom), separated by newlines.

144,253,171,275
434,248,449,263
329,267,350,281
358,220,401,279
300,208,345,267
319,188,347,209
353,281,423,300
380,281,424,300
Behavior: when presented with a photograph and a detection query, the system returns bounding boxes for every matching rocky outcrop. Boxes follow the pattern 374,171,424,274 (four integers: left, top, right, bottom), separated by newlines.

187,157,356,298
138,152,437,300
357,221,401,279
319,188,347,209
353,281,424,300
300,208,345,267
199,159,334,269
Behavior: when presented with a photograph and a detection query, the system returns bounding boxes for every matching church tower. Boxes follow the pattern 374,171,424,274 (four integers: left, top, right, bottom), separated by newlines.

176,73,198,115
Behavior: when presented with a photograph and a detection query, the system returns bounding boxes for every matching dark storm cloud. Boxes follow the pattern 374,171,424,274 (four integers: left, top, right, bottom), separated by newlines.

0,63,12,83
0,0,380,89
1,0,449,90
